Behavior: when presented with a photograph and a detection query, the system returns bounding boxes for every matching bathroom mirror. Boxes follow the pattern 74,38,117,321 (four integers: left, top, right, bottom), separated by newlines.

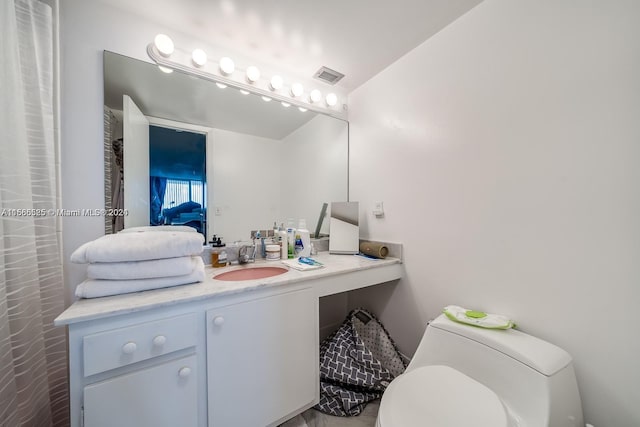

103,51,348,242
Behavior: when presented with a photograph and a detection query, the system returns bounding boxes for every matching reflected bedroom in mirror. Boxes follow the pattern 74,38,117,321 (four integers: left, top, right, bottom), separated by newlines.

149,126,206,234
103,51,348,242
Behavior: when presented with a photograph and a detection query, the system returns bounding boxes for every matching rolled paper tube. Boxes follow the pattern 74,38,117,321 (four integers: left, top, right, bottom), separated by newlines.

359,241,389,259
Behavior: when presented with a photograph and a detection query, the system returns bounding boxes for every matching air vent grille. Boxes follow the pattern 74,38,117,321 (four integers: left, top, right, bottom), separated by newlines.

314,66,345,85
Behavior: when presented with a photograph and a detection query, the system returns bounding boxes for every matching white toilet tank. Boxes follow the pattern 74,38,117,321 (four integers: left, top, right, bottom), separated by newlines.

408,314,584,426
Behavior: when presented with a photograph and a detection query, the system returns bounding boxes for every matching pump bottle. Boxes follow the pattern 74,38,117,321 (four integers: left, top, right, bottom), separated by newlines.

277,223,288,260
286,219,296,259
296,219,311,257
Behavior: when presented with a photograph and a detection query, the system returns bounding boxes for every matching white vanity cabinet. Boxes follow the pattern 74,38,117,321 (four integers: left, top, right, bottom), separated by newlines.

206,287,318,427
65,287,319,427
56,253,403,427
66,312,203,427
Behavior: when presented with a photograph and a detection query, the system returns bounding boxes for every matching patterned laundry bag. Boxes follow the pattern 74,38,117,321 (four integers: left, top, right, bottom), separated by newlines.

315,308,408,416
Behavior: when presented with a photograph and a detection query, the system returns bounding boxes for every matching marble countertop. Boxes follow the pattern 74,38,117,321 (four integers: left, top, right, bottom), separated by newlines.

54,253,401,326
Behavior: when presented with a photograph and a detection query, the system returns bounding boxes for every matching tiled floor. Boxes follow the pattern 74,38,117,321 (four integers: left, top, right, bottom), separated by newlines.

280,401,379,427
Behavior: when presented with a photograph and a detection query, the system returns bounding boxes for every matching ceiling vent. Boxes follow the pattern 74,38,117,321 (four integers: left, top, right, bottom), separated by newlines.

313,66,345,85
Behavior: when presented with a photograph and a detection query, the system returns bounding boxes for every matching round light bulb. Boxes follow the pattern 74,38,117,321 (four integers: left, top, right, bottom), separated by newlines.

219,57,235,75
154,34,174,57
270,75,283,91
326,93,338,106
298,107,308,112
309,89,322,103
191,49,207,67
281,102,291,108
290,83,304,97
239,89,250,95
246,66,260,83
158,65,173,74
216,82,227,89
262,96,272,102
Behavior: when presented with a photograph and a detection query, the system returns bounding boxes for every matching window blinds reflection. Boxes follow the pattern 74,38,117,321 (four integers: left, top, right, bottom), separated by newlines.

161,178,205,213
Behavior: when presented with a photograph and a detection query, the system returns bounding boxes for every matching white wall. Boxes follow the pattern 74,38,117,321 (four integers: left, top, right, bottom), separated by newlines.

347,1,640,426
210,128,282,242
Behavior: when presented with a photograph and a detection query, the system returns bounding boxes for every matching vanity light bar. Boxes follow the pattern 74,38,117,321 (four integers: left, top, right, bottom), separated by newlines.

147,35,345,117
191,49,207,67
269,75,283,91
246,66,260,83
154,34,174,57
290,83,304,98
219,57,235,76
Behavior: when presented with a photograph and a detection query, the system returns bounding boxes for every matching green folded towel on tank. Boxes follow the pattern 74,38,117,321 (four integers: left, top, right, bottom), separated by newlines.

443,305,516,330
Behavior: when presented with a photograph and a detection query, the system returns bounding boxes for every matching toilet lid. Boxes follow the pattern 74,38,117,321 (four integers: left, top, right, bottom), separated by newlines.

378,365,508,427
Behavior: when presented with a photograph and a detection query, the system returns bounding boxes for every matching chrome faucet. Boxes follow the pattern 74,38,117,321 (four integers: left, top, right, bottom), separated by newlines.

237,244,256,264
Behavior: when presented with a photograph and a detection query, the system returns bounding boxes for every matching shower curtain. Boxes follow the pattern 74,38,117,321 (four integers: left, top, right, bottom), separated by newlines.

111,138,125,232
150,176,167,225
0,0,69,425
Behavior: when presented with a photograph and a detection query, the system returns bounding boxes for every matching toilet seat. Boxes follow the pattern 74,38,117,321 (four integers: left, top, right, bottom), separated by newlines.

377,365,509,426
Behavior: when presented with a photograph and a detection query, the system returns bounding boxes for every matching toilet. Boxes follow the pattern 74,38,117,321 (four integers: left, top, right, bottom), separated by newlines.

376,314,584,426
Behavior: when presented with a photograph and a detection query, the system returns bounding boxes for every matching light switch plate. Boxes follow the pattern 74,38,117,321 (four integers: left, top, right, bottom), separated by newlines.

373,201,384,217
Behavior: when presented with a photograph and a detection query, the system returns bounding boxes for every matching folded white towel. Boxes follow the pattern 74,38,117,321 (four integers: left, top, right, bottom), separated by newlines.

119,225,196,233
71,231,204,263
86,256,201,280
75,258,206,298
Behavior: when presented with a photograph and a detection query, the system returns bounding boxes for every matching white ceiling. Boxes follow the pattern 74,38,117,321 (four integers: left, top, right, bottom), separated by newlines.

99,0,482,92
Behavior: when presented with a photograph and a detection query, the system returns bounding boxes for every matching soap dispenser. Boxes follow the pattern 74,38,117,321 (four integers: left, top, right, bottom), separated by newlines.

210,236,227,268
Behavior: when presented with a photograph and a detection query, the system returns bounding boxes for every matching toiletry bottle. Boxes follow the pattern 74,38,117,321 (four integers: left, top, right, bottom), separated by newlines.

296,219,311,257
209,235,218,266
211,237,227,268
266,244,280,261
294,232,303,257
202,244,213,265
278,223,288,260
255,230,266,259
286,218,296,259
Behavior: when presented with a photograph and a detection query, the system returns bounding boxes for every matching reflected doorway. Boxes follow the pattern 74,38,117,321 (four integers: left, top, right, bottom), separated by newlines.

149,125,207,238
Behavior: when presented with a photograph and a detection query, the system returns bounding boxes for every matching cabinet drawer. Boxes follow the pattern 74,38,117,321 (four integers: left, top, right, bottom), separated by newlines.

83,313,197,377
84,354,197,427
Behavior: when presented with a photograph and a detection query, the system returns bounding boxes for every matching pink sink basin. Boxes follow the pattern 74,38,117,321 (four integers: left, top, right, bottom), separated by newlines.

213,266,288,281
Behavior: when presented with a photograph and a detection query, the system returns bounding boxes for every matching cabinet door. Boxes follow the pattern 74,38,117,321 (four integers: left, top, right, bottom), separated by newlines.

84,355,197,427
207,288,318,427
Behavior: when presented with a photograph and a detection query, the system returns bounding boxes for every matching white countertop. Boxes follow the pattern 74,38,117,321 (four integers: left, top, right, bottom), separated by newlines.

54,253,402,326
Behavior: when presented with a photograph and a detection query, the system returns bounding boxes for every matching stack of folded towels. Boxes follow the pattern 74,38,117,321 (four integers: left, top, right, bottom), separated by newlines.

71,226,205,298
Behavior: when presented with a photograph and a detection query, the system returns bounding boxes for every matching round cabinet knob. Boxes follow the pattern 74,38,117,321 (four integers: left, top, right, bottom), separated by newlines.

178,367,191,378
213,316,225,326
122,341,137,354
152,335,167,347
